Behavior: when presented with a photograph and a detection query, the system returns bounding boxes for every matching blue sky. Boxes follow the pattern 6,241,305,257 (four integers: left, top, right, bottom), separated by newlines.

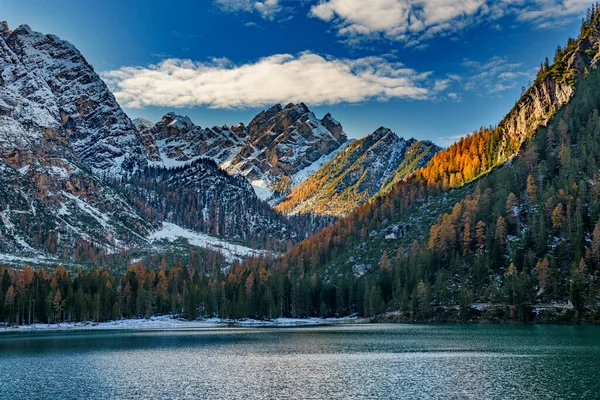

0,0,589,145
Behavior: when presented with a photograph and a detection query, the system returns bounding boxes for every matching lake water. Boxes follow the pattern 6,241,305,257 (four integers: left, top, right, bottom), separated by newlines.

1,324,599,399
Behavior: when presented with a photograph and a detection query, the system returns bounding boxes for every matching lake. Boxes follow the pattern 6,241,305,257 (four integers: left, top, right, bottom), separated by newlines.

1,324,599,399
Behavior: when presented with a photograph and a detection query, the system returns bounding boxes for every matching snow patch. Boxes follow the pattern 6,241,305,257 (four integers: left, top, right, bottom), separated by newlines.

149,222,267,262
251,180,273,201
291,139,352,187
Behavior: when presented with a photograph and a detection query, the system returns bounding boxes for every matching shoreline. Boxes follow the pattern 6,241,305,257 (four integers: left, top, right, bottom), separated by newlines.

0,315,361,332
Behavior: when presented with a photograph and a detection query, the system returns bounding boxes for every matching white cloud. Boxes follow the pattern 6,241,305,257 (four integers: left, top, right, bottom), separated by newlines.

310,0,487,43
214,0,286,20
462,56,534,95
515,0,591,25
102,52,442,109
309,0,591,44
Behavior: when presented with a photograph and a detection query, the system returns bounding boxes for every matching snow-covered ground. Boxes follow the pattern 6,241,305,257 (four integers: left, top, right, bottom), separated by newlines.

0,315,220,332
0,253,79,267
149,222,267,262
0,315,360,332
228,316,359,327
290,140,353,188
250,179,273,201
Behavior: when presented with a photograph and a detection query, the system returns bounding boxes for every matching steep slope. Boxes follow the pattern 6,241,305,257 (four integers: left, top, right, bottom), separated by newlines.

0,21,148,177
416,18,600,190
121,159,302,245
336,13,600,266
0,22,319,263
224,103,348,200
0,145,156,260
228,7,600,321
134,103,350,202
276,127,439,217
0,22,155,260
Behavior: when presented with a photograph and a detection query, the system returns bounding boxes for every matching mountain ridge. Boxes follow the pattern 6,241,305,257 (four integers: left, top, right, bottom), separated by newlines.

275,127,440,217
0,22,331,263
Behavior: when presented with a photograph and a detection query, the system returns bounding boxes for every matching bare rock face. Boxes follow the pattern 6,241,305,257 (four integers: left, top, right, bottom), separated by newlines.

496,18,600,163
225,103,348,196
498,79,573,163
0,22,158,257
0,22,148,177
136,112,247,167
136,103,349,201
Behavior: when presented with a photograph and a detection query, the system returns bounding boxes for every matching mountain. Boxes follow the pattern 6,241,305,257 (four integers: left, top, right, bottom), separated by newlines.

134,112,247,167
132,117,154,132
223,103,348,200
135,103,350,202
0,22,148,177
276,127,440,217
416,20,600,191
6,9,600,326
134,107,439,218
0,21,155,260
121,159,308,246
224,7,600,322
0,22,327,264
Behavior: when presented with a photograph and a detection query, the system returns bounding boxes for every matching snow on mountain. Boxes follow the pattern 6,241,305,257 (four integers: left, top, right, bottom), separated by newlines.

123,158,307,244
0,22,160,260
149,222,267,262
135,112,248,168
0,22,148,177
0,155,155,258
132,117,155,132
290,139,354,189
276,127,440,217
224,103,348,199
2,20,435,263
133,103,350,202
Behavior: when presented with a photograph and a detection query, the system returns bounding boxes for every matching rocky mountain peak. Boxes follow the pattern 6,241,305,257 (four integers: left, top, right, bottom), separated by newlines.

11,24,33,36
225,103,349,200
134,112,248,167
275,126,440,217
371,126,394,140
0,22,148,177
158,112,194,136
320,113,344,142
132,117,155,133
0,21,10,39
248,103,283,135
284,102,310,113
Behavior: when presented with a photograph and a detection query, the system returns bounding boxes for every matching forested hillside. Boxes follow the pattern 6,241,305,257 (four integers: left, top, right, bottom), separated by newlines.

5,8,600,325
116,159,333,251
6,61,600,325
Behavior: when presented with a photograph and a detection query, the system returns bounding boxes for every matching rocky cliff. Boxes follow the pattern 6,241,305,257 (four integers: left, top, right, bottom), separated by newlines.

0,21,148,177
496,17,600,163
0,22,156,258
224,103,348,200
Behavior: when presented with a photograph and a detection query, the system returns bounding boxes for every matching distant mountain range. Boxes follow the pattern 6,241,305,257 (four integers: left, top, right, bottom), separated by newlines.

131,102,350,204
0,21,436,265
